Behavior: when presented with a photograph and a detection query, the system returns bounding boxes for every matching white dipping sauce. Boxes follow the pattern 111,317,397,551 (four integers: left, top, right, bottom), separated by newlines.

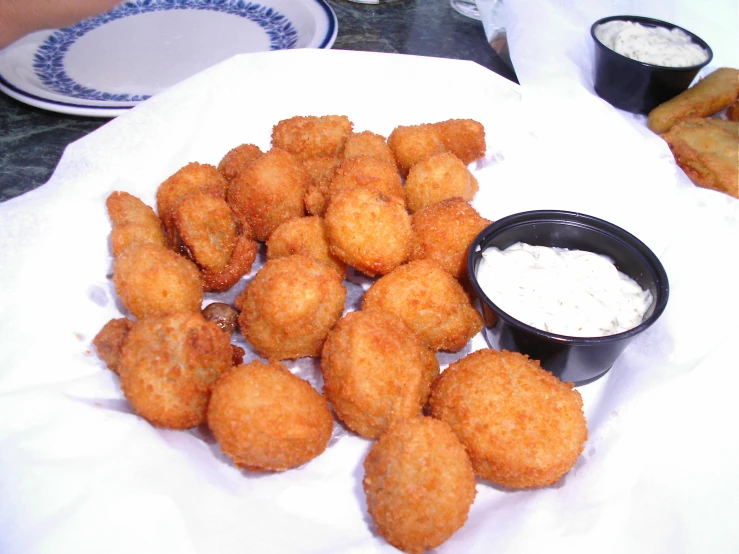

476,242,653,337
595,20,708,67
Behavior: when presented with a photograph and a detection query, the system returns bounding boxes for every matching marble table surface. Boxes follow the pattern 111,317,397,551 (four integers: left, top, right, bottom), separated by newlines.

0,0,516,202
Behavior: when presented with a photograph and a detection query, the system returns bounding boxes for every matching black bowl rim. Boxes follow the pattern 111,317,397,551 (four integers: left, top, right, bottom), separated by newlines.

590,15,714,70
467,210,670,345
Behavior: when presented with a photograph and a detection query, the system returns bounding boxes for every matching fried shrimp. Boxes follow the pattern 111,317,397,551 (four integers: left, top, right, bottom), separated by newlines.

217,143,263,183
387,123,447,177
321,310,439,439
92,317,133,374
434,118,486,164
404,152,479,213
429,348,588,489
105,191,166,257
328,157,405,205
271,115,353,160
363,417,477,554
266,216,347,278
342,130,397,167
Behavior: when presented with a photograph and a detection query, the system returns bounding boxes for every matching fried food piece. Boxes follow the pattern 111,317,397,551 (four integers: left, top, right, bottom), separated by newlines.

227,148,309,242
119,313,232,429
434,118,486,164
328,157,405,205
325,187,412,277
266,216,347,278
727,101,739,122
105,191,166,257
200,233,259,292
405,152,479,213
661,118,739,198
429,348,588,489
647,67,739,134
217,143,263,183
321,310,440,439
362,260,483,352
409,197,491,280
207,359,334,472
113,243,203,319
387,123,447,177
302,155,342,216
236,255,346,360
92,317,133,374
363,417,476,554
271,115,353,160
343,130,397,167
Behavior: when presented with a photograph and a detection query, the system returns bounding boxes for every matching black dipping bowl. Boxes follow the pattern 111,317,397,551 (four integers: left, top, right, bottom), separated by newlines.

591,15,712,114
467,211,669,386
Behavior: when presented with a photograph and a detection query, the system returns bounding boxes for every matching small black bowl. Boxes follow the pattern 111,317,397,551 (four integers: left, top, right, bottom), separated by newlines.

467,210,669,386
591,15,712,114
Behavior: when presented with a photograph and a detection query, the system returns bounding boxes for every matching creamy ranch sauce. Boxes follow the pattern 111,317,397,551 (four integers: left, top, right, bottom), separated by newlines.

595,20,708,67
476,242,653,337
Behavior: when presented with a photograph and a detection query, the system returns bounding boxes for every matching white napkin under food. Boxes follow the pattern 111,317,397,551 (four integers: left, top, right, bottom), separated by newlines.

0,43,738,554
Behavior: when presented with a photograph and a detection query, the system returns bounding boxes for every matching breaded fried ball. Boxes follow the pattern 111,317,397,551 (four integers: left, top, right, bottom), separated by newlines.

325,187,412,277
119,313,233,429
362,260,482,352
387,123,446,176
92,317,133,374
266,216,347,278
236,255,346,360
343,130,397,167
106,191,166,257
405,152,479,213
321,310,440,439
272,115,353,160
409,197,491,279
207,359,334,471
113,243,203,319
328,157,405,205
217,143,263,183
302,155,342,216
363,417,477,554
200,233,259,293
429,349,588,489
434,119,486,164
227,148,309,242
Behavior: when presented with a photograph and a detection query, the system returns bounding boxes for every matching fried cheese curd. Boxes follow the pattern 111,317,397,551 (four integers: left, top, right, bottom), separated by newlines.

363,417,476,554
217,143,263,183
404,151,479,213
388,123,447,177
409,197,491,280
328,156,405,204
434,118,486,164
362,260,483,352
303,155,342,216
235,254,346,360
266,216,347,278
271,115,354,160
429,349,588,489
119,313,233,429
105,191,166,257
207,359,334,472
321,310,440,439
342,130,397,167
113,243,203,319
227,147,309,241
92,317,133,374
325,187,412,277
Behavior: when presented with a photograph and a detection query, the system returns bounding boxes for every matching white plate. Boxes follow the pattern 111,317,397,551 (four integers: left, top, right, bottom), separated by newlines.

0,0,337,117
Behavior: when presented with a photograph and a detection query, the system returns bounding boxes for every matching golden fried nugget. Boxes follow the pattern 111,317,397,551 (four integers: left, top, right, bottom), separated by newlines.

92,317,133,374
434,119,486,164
363,417,476,554
648,67,739,134
661,118,739,198
200,233,259,292
119,313,232,429
343,130,397,167
106,191,166,257
113,243,203,319
405,152,479,213
727,101,739,122
236,255,346,360
272,115,353,160
409,197,491,280
362,260,483,352
321,310,440,439
388,123,447,177
266,216,347,278
325,187,412,277
302,156,342,217
207,360,334,472
217,143,263,183
328,157,405,205
429,349,588,489
227,148,309,242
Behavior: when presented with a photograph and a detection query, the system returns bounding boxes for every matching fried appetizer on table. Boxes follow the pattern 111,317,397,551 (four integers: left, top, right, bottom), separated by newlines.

405,152,479,213
207,360,334,472
321,310,439,439
429,349,588,489
113,243,203,319
93,317,133,374
119,313,233,429
227,147,309,242
342,130,397,167
661,118,739,198
328,157,405,204
647,67,739,134
388,123,447,177
217,143,263,183
235,255,346,360
266,216,347,278
271,115,353,160
105,191,166,257
409,197,491,280
325,187,412,277
303,155,343,216
434,118,486,164
363,417,476,554
363,260,483,352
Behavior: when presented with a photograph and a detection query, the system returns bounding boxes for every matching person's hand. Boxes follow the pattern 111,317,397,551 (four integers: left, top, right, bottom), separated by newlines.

0,0,122,49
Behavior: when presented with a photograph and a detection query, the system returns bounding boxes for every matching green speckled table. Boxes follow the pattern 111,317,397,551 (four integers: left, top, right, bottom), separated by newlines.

0,0,516,202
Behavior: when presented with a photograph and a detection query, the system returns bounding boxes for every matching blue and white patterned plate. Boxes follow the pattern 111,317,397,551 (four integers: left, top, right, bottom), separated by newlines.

0,0,337,117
